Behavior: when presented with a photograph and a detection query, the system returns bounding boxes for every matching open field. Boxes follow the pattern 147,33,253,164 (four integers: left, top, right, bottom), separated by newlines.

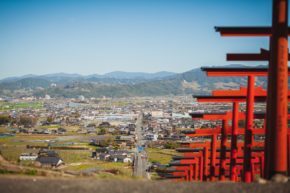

0,135,57,163
146,148,179,165
0,101,43,110
0,134,134,179
0,127,9,133
64,160,133,179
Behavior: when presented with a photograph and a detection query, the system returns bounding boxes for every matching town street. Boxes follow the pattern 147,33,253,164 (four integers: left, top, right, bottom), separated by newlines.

133,112,149,178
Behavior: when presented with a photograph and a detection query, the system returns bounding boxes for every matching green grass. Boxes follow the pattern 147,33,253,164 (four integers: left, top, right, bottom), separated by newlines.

0,135,56,163
149,172,161,180
91,161,133,178
0,127,9,133
0,135,57,146
0,133,134,179
111,101,129,107
64,160,133,179
39,125,61,129
0,137,14,144
0,145,27,162
146,148,179,165
58,150,91,164
0,169,17,174
65,163,99,171
24,169,38,176
0,101,43,110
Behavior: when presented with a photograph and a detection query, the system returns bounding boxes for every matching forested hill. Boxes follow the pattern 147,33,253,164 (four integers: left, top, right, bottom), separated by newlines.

0,65,269,98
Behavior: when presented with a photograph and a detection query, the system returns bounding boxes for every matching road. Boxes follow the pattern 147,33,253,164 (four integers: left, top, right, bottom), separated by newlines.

133,112,149,178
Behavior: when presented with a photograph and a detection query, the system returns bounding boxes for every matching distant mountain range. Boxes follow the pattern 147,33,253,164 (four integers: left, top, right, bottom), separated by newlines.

0,71,176,83
0,65,270,98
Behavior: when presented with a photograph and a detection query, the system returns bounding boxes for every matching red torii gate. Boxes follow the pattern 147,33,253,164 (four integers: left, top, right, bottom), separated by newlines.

189,112,272,181
172,139,264,182
180,134,218,181
193,93,256,181
169,157,200,181
170,146,207,181
214,0,289,180
185,112,290,182
194,86,290,181
201,67,290,182
190,112,231,181
190,111,266,181
170,149,213,182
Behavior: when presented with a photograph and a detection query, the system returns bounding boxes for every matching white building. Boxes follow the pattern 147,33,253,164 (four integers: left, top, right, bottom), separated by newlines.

19,153,38,161
151,111,164,118
45,94,51,100
79,95,85,101
145,133,158,141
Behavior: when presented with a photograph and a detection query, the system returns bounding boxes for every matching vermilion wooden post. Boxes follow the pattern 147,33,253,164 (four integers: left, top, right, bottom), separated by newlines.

189,164,193,181
210,133,218,181
220,119,228,181
266,0,288,179
260,152,265,177
204,145,210,180
244,75,255,182
230,102,239,181
194,163,198,180
199,156,204,181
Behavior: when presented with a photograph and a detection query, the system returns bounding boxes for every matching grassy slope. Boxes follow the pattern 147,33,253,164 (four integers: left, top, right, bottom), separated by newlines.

0,134,133,179
146,148,179,165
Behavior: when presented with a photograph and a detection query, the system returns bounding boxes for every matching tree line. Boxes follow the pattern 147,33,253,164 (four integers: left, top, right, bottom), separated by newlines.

0,114,37,128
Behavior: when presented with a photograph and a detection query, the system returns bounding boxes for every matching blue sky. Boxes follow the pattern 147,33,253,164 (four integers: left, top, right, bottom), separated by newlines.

0,0,277,78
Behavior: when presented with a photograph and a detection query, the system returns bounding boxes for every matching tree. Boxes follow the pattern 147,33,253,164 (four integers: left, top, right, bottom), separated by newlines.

102,135,115,147
0,114,11,125
98,128,107,135
18,115,37,128
47,116,54,123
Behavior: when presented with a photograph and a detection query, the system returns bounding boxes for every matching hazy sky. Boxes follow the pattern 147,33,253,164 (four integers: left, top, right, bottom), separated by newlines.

0,0,278,78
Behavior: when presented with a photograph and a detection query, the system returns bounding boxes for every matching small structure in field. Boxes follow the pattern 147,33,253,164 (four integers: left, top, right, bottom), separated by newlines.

35,149,64,168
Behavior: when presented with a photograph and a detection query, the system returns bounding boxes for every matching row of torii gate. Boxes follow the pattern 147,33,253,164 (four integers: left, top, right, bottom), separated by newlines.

159,0,289,182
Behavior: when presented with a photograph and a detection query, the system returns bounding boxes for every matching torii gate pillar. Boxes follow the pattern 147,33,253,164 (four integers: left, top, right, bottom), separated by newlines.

265,0,288,179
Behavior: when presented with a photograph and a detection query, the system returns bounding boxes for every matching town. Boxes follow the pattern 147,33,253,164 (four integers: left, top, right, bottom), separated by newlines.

0,95,265,179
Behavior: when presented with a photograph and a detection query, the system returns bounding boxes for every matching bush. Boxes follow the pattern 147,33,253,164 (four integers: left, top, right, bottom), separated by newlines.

0,169,16,174
98,128,107,135
18,115,37,128
0,114,11,125
24,169,37,176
